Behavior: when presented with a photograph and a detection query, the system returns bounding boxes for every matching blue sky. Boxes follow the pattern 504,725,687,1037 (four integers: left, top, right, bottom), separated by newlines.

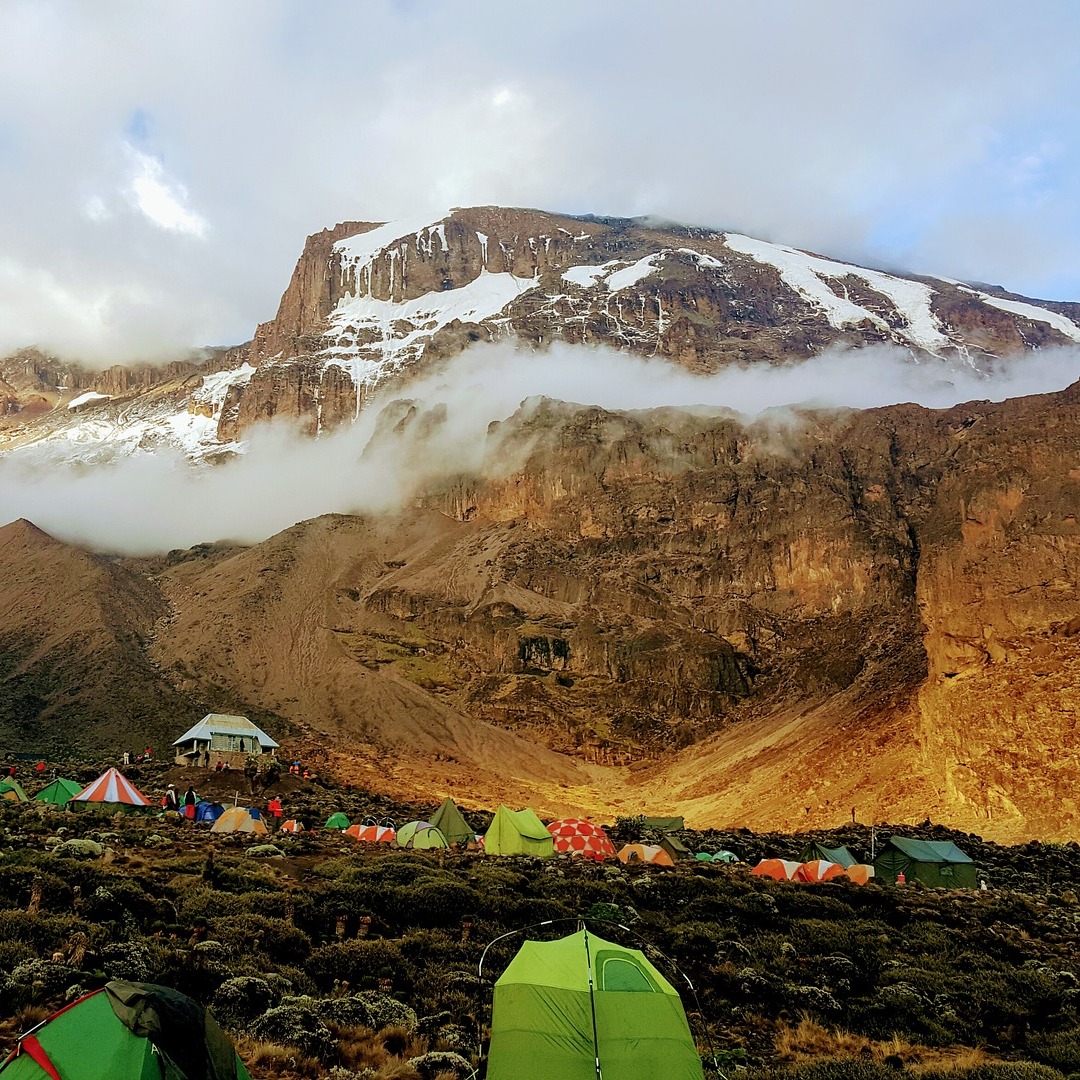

0,0,1078,362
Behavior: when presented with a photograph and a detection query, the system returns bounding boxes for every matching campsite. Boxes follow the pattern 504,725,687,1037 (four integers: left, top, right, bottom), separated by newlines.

0,759,1078,1080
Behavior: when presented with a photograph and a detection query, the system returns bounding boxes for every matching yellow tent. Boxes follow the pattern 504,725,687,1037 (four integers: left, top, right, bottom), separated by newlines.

210,806,268,835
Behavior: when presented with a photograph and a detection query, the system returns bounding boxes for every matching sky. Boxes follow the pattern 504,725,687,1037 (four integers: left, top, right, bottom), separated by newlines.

1,0,1079,365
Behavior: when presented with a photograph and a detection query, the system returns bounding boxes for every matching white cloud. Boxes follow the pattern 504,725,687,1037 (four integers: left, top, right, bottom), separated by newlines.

2,339,1078,555
126,147,208,237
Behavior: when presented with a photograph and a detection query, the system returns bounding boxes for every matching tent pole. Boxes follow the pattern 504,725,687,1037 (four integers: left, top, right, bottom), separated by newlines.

581,924,603,1080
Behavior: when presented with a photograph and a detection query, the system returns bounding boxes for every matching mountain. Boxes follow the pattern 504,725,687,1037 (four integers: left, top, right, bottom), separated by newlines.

2,376,1078,840
3,207,1080,461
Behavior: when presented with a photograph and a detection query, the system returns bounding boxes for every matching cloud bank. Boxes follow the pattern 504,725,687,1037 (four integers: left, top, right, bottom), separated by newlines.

0,1,1078,363
1,341,1078,555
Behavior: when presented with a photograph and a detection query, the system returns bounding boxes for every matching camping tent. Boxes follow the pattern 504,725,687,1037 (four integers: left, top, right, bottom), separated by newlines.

874,837,977,888
794,860,845,883
486,928,703,1080
660,835,693,862
547,819,616,861
325,812,350,830
194,801,225,824
32,779,82,806
211,807,268,835
0,779,30,802
0,979,250,1080
750,859,800,881
71,768,151,809
483,806,555,857
616,844,674,868
396,821,449,850
640,816,685,832
345,822,396,844
279,819,305,834
798,842,856,869
842,864,875,885
428,798,475,845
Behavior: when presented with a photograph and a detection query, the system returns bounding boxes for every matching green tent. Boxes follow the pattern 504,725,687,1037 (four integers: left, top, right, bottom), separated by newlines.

396,820,449,849
487,928,704,1080
874,836,977,888
0,979,250,1080
0,778,30,803
325,812,351,830
660,835,692,861
33,778,83,806
428,797,475,845
483,806,555,857
799,842,856,868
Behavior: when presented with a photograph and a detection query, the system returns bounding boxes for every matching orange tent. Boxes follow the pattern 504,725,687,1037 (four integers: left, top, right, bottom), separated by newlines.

842,864,875,884
750,858,800,880
345,823,397,844
279,819,305,833
794,860,845,883
616,843,674,867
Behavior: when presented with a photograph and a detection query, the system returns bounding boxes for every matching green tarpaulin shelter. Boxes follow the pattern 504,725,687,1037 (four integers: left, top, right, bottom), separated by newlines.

484,806,555,857
641,816,685,832
0,779,29,803
874,836,977,888
324,812,351,830
33,778,83,806
0,979,250,1080
799,842,856,868
487,928,703,1080
428,797,475,845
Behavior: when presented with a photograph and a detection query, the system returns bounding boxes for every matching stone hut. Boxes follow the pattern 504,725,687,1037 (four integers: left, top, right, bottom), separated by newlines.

172,713,279,769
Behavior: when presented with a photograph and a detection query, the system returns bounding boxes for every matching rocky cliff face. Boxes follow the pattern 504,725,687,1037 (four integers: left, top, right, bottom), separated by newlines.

3,379,1076,840
4,207,1080,460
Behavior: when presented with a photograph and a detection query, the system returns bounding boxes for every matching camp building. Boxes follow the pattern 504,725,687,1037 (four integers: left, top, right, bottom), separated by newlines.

172,713,279,768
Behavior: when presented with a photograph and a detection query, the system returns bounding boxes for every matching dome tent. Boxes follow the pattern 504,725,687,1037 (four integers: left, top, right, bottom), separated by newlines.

211,807,267,835
486,927,703,1080
324,812,350,830
194,801,225,824
0,778,30,802
395,820,449,849
0,979,250,1080
547,818,615,861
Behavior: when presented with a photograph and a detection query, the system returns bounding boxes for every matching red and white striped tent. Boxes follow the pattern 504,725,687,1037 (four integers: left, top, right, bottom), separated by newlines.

279,819,305,833
345,823,396,844
547,818,616,861
72,768,152,808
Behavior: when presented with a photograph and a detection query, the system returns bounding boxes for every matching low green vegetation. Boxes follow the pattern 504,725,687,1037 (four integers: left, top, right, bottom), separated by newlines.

0,780,1078,1080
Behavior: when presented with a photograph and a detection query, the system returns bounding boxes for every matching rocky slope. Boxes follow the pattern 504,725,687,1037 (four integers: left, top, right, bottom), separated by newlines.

2,378,1078,841
3,207,1080,460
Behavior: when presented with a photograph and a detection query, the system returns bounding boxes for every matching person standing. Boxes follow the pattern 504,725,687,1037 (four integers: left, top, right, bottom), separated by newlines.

184,786,198,821
164,785,179,814
267,794,283,828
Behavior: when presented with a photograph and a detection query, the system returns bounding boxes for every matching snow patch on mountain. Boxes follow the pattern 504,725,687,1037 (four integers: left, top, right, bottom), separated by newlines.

323,270,539,392
953,286,1080,343
67,391,112,409
723,233,952,355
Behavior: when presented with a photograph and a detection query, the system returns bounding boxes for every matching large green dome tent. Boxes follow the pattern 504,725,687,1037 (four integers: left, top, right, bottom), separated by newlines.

0,979,250,1080
483,805,554,857
485,927,704,1080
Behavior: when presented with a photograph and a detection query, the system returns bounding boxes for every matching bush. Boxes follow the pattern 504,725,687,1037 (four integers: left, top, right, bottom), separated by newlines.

212,976,276,1028
250,1002,336,1059
407,1050,472,1079
307,939,404,989
316,992,418,1033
